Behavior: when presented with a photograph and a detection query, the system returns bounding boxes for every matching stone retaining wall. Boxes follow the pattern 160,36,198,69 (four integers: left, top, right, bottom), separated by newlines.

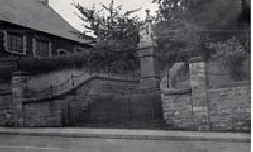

208,85,250,131
161,85,250,132
23,101,62,127
19,76,139,127
161,92,194,129
161,58,250,132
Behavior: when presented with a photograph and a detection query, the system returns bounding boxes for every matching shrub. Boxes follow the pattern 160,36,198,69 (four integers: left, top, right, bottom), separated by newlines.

16,47,139,75
18,52,89,75
207,36,250,81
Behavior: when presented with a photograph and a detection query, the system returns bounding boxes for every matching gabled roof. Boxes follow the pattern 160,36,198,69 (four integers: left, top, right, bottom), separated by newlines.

0,0,87,43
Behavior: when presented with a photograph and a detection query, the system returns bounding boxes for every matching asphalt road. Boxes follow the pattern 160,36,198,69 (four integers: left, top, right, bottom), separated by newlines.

0,134,250,152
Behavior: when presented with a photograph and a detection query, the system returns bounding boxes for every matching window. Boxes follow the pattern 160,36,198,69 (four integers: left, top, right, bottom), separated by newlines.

7,32,25,54
36,39,50,57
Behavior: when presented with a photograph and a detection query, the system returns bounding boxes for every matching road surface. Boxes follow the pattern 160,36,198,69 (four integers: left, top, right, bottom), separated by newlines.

0,134,250,152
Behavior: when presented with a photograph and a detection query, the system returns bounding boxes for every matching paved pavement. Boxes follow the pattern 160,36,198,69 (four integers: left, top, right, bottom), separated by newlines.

0,128,250,152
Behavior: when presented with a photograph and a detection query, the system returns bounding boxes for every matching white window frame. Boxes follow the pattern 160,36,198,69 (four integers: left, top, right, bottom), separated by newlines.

3,30,27,55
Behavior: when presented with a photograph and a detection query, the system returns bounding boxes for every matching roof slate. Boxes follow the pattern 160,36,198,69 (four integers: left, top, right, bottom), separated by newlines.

0,0,85,43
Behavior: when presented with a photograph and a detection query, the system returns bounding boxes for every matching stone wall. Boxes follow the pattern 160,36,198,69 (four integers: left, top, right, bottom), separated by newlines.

208,85,250,132
0,81,12,126
161,91,194,129
26,69,84,92
23,101,62,127
18,76,164,128
161,59,250,132
19,76,139,127
168,63,190,88
168,60,250,89
161,84,250,132
85,90,163,128
88,78,138,96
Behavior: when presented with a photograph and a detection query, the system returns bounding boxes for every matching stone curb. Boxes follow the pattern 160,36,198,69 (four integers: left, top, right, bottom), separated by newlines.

0,128,250,143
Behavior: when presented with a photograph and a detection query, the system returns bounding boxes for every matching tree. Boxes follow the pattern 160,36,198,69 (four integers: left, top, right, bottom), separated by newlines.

153,0,250,70
152,0,205,70
72,1,141,73
207,37,250,81
153,0,188,23
72,0,141,42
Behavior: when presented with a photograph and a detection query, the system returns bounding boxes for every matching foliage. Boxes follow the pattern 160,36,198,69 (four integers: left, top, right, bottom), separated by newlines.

16,47,139,75
18,52,89,75
72,1,141,74
152,0,205,70
207,36,250,81
152,0,208,23
87,47,139,73
153,0,188,23
73,0,141,43
154,20,205,70
153,0,250,71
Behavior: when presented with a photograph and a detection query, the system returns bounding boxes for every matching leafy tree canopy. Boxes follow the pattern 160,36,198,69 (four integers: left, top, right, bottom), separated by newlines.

152,0,250,70
72,0,142,73
72,0,142,43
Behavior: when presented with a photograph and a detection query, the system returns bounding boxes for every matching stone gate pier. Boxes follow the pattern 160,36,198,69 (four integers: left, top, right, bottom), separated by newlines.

189,57,209,130
138,9,160,89
12,71,30,127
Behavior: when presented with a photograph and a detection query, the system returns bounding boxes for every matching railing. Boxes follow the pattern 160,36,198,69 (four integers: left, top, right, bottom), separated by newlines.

23,72,139,102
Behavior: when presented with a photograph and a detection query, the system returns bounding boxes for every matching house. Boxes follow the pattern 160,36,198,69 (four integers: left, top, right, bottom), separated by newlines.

0,0,93,58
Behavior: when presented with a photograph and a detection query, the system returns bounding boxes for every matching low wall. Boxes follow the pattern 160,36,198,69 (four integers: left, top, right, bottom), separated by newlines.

20,76,139,127
161,89,194,129
20,76,164,128
161,84,250,132
0,82,12,126
23,101,62,127
26,69,83,91
208,85,250,131
161,59,250,132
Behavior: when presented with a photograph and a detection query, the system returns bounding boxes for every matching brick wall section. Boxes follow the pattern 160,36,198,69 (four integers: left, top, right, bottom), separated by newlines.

208,85,250,132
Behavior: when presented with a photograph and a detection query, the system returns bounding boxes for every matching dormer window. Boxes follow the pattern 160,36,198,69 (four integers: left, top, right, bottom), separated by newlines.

3,31,27,55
